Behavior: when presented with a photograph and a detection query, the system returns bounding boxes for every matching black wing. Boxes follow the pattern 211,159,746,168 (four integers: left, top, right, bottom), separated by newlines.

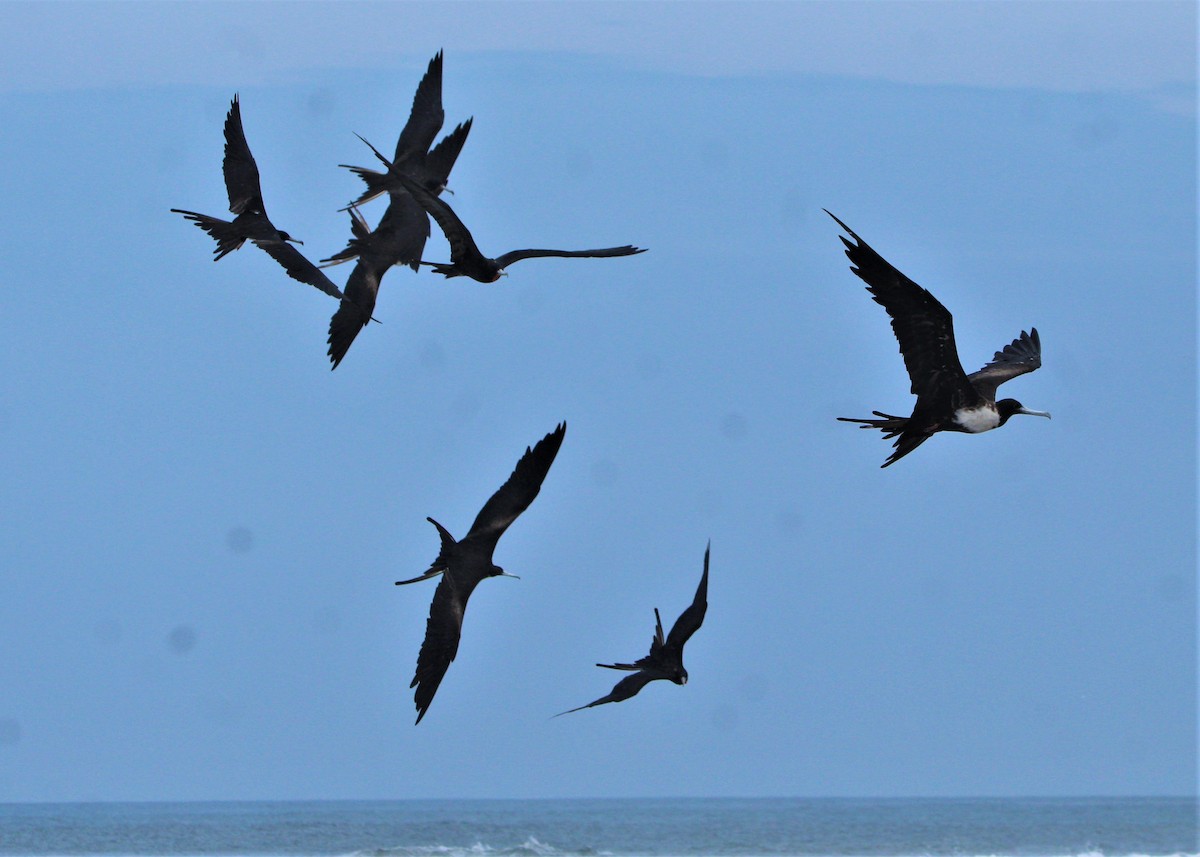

463,422,566,548
254,238,345,300
392,50,445,164
555,670,658,716
424,117,474,189
409,572,471,724
399,175,490,270
492,245,647,272
967,328,1042,400
826,211,980,409
326,262,382,369
221,94,265,216
665,543,709,649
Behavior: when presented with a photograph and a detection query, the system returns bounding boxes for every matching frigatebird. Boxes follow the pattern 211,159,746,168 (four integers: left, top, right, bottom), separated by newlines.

827,210,1050,467
558,543,709,716
397,175,646,282
338,51,473,214
172,96,326,293
323,206,403,368
397,422,566,724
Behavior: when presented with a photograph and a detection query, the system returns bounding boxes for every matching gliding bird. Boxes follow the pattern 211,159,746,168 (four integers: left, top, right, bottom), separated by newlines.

558,543,709,716
397,423,567,724
172,96,339,297
828,211,1050,467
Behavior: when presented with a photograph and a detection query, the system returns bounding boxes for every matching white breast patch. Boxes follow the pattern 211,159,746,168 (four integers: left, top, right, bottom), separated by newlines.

953,405,1001,433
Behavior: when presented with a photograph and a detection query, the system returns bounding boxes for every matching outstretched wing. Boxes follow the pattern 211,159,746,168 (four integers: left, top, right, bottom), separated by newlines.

967,328,1042,400
409,573,468,725
492,245,646,272
666,543,709,649
326,262,382,369
221,94,265,216
826,211,979,409
555,670,658,716
424,118,474,189
254,238,345,300
399,175,489,270
464,422,567,548
393,50,445,164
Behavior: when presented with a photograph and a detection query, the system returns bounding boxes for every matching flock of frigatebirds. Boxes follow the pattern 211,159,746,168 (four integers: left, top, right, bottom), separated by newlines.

173,52,1049,724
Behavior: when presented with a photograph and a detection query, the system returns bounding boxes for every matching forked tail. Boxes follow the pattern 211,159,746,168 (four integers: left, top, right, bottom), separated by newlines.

171,209,245,260
837,410,909,440
839,411,933,468
337,164,387,210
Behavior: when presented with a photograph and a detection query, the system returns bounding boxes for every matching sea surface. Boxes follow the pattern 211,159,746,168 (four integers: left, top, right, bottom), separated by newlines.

0,798,1195,857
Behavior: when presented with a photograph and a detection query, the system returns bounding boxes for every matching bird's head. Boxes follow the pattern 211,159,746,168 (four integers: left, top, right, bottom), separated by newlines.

280,231,303,246
488,564,520,581
997,398,1051,426
674,666,689,686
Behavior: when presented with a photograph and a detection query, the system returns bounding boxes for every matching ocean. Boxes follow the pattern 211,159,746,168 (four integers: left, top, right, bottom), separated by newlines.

0,798,1194,857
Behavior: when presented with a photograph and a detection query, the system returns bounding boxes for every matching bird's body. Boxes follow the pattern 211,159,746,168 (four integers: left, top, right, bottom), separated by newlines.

396,423,567,724
398,175,646,283
827,211,1050,467
559,543,709,716
172,95,310,274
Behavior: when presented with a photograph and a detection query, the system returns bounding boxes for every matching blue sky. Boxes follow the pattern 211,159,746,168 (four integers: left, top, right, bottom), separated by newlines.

0,2,1195,801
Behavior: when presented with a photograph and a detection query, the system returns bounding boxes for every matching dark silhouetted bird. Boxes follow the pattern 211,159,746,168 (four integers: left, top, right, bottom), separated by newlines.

828,211,1050,467
172,95,315,283
398,175,646,282
558,543,709,716
323,206,404,368
338,51,473,212
396,422,567,724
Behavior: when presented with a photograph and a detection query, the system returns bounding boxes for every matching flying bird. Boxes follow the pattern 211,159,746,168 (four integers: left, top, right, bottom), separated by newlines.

338,50,473,213
323,206,409,368
827,210,1050,467
558,542,709,716
172,95,315,284
397,422,567,724
397,175,646,283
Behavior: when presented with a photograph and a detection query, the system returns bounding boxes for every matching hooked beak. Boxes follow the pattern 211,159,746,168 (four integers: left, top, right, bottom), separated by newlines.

288,237,304,246
498,571,521,580
1018,408,1052,419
